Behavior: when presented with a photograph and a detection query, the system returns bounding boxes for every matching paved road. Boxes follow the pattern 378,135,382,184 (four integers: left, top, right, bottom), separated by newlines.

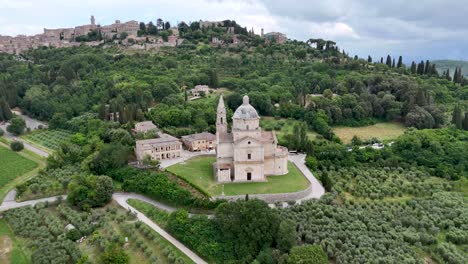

288,154,325,201
1,191,208,264
0,114,50,158
113,193,208,264
0,190,65,212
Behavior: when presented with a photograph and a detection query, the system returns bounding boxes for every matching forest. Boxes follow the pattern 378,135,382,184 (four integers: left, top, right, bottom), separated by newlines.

0,19,467,264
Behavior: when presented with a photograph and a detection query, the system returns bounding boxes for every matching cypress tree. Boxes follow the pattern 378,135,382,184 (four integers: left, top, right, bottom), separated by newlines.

463,112,468,131
397,56,403,68
424,60,430,74
392,58,395,68
453,67,459,83
410,61,417,74
445,69,451,81
98,102,106,120
386,55,392,67
0,98,12,121
452,104,463,129
380,57,383,63
457,68,463,83
367,55,372,63
417,61,425,75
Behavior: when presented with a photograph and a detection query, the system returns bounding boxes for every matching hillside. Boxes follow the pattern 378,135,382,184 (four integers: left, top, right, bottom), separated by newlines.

433,59,468,76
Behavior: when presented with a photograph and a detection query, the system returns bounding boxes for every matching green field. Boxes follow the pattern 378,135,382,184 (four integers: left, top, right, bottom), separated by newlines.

0,219,30,264
23,129,73,151
333,122,406,144
166,156,310,196
260,117,318,141
0,145,38,201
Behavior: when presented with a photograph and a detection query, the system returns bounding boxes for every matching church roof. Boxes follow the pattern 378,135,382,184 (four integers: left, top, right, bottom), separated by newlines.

233,95,259,120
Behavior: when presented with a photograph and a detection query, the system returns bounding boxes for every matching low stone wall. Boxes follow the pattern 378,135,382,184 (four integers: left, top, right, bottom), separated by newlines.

212,184,313,203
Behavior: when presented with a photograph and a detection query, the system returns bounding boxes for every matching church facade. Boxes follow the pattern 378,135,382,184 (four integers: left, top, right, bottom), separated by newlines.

214,95,288,182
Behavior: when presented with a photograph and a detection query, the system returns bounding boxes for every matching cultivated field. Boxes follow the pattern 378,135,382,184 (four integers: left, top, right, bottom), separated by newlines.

0,219,29,264
0,145,38,200
2,201,193,264
260,117,318,141
166,156,310,196
333,122,406,144
23,129,73,151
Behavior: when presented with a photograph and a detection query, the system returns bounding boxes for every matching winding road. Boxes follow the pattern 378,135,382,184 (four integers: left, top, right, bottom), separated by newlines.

0,191,208,264
0,114,324,263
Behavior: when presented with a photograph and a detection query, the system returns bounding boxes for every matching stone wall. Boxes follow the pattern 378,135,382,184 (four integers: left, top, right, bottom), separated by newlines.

212,162,314,203
212,184,313,203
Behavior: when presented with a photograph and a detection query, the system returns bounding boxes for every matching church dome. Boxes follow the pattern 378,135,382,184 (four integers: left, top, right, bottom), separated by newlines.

233,95,259,119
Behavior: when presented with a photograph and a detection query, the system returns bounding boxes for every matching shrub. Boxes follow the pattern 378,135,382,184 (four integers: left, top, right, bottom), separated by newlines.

10,141,24,151
287,245,328,264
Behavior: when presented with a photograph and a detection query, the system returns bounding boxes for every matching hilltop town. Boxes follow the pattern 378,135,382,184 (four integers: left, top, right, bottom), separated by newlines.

0,16,287,54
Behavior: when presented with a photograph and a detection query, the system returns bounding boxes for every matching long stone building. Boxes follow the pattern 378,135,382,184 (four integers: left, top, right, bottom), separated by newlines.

135,135,182,161
214,95,288,183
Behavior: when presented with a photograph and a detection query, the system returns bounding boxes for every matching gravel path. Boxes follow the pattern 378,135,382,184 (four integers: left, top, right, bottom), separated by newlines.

113,193,208,264
288,153,325,201
1,191,208,264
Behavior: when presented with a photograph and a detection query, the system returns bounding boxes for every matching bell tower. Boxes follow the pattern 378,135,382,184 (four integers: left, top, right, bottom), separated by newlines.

216,95,227,137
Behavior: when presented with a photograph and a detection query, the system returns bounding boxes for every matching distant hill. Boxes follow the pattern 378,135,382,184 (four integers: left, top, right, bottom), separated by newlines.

432,60,468,77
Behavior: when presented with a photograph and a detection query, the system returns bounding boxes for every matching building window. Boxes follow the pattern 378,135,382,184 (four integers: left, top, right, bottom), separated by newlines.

247,172,252,181
247,153,251,160
246,125,249,130
248,141,251,145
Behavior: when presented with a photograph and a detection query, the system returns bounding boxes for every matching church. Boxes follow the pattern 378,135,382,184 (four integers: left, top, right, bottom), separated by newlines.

214,95,289,182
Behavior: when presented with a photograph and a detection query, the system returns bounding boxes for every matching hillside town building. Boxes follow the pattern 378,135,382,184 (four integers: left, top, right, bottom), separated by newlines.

0,16,138,54
135,134,182,161
214,95,288,182
264,32,287,44
191,85,211,97
181,132,216,151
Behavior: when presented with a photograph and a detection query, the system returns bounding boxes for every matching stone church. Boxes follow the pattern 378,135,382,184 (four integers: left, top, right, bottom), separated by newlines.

214,95,289,182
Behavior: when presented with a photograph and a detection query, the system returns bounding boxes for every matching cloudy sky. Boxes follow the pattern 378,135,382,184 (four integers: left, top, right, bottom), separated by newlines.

1,0,467,63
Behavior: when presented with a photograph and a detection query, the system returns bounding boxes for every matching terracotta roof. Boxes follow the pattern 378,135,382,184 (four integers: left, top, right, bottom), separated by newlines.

260,131,276,143
136,135,180,146
181,132,215,142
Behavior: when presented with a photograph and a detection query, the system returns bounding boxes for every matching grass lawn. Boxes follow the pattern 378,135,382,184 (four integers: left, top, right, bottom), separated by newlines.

333,122,406,144
260,117,318,142
22,129,73,152
166,156,310,196
0,144,39,202
0,219,30,264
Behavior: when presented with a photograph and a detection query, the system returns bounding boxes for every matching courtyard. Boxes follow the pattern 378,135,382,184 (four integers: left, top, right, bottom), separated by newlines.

166,155,310,196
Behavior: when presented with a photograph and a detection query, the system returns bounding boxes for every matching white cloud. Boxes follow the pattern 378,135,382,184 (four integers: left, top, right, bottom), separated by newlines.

0,0,466,61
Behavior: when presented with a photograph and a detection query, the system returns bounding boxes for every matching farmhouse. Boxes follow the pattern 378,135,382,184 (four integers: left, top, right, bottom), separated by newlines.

135,135,182,161
191,85,210,97
214,95,288,183
181,132,216,151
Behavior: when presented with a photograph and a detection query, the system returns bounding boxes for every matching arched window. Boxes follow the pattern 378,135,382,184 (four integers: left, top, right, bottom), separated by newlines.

220,117,223,124
246,125,249,130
